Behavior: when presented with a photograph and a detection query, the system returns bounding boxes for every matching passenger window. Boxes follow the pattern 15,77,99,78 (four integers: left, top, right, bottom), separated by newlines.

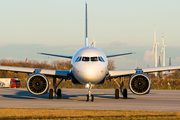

82,57,89,61
75,57,82,62
91,57,98,61
98,57,105,62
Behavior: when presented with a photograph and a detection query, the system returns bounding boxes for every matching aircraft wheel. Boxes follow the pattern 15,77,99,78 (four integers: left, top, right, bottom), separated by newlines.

115,89,119,99
49,89,53,99
123,88,127,99
91,95,94,101
57,89,61,99
86,95,89,101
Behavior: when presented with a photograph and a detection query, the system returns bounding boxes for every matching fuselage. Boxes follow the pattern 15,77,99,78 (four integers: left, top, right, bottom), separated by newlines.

71,46,108,84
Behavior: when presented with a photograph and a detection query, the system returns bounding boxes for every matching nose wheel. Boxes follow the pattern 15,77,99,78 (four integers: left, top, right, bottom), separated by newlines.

86,94,94,101
86,83,94,101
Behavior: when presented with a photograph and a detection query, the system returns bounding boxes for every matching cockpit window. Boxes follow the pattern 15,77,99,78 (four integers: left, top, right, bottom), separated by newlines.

75,57,82,62
76,56,104,62
82,57,89,61
98,57,105,62
91,57,98,61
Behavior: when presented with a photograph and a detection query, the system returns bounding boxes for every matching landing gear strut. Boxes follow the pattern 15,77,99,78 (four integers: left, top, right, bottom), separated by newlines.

113,77,127,99
86,83,94,101
49,77,63,99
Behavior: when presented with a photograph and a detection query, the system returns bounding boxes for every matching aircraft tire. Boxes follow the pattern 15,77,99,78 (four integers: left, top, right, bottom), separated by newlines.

123,88,127,99
57,89,61,99
115,89,119,99
49,89,53,99
86,95,89,101
91,95,94,101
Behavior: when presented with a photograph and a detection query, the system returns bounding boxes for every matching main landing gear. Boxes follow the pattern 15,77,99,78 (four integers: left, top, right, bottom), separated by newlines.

85,83,94,101
49,77,63,99
114,77,128,99
115,88,127,99
49,77,127,100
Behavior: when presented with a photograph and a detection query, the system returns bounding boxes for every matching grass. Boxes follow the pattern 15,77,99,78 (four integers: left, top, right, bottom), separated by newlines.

0,108,180,119
65,118,180,120
66,118,180,120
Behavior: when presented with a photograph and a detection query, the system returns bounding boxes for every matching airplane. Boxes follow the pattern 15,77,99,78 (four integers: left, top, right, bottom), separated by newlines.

0,2,180,101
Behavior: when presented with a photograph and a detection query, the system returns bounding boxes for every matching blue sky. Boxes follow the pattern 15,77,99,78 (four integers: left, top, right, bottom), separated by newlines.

0,0,180,70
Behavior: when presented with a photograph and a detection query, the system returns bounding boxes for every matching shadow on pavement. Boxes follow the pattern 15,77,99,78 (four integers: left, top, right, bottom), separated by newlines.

2,89,135,100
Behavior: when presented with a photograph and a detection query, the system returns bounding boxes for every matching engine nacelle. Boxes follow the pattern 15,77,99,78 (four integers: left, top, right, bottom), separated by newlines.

26,73,49,95
129,73,151,95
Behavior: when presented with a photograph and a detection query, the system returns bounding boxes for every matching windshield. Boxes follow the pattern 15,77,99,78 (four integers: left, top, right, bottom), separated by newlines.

82,57,89,61
15,81,20,85
91,57,98,61
98,57,105,62
75,57,82,62
76,56,105,62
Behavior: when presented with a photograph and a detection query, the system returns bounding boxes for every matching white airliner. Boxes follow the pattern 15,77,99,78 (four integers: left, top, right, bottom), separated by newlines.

0,2,180,101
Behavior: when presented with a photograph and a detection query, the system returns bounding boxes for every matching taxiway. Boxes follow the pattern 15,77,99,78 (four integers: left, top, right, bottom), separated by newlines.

0,88,179,111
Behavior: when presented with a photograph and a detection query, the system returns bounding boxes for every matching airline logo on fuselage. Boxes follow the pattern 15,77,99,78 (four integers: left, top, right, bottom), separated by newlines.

0,81,5,87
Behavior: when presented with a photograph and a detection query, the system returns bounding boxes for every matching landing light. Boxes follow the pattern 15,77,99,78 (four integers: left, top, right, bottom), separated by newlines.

85,83,94,88
85,83,90,88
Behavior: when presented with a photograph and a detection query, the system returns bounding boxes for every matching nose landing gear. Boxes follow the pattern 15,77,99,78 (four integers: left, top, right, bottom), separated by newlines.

85,83,94,101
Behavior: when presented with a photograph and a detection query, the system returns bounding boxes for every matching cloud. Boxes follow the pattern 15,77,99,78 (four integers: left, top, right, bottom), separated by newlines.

110,56,135,70
144,50,154,62
171,57,180,65
109,41,127,47
4,57,18,60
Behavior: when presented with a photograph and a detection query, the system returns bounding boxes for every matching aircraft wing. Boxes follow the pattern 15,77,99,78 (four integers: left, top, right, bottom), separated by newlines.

38,52,72,59
0,65,69,77
106,52,135,58
109,65,180,77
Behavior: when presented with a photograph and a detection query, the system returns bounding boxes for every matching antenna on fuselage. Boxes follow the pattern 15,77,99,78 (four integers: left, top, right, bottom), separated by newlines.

85,1,89,47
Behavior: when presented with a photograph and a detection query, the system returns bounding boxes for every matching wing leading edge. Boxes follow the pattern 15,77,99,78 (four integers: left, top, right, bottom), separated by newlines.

106,52,135,58
0,65,69,77
109,65,180,77
38,52,72,59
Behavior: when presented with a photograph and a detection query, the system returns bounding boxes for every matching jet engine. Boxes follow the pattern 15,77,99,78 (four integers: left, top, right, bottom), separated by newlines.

129,73,151,95
26,73,49,95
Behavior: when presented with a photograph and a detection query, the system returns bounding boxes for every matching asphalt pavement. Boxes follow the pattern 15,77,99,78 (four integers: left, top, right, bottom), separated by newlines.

0,88,180,111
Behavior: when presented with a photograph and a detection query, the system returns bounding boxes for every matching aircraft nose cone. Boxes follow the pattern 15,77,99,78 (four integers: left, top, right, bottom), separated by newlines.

72,63,107,84
83,68,97,80
81,66,107,83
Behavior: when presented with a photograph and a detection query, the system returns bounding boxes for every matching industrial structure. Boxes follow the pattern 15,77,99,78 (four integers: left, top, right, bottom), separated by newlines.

160,33,166,74
91,31,97,47
160,33,166,67
151,25,167,76
152,25,159,76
